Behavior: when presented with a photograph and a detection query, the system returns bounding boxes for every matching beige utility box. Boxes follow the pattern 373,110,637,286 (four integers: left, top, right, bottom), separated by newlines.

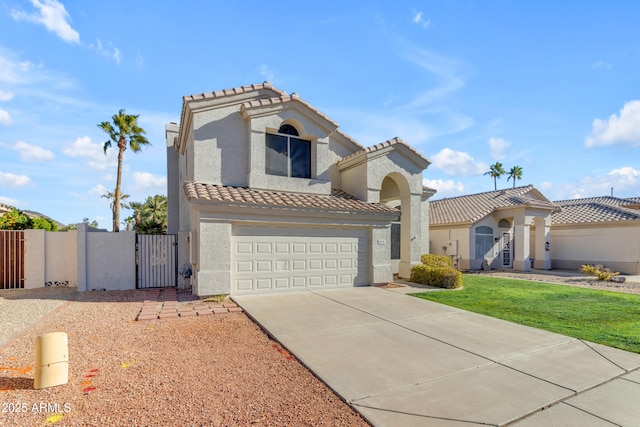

34,332,68,389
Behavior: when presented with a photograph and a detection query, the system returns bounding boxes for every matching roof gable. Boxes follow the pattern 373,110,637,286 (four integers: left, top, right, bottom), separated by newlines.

430,185,557,226
336,137,430,172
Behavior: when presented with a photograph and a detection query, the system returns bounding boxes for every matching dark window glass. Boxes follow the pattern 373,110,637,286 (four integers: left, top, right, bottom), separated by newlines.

290,137,311,178
278,124,299,136
266,134,288,176
390,223,401,260
265,126,311,179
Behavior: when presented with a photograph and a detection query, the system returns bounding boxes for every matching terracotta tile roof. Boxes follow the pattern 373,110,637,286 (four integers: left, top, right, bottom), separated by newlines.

430,185,558,226
336,137,430,166
182,82,285,103
240,93,339,128
552,196,640,225
183,182,398,215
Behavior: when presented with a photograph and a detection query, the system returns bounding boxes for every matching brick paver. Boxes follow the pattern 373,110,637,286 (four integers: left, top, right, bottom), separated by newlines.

136,288,242,321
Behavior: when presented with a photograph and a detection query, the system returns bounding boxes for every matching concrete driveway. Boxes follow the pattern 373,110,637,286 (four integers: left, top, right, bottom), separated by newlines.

234,286,640,427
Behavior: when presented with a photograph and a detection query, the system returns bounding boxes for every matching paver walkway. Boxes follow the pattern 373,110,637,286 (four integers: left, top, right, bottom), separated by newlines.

136,288,242,321
235,286,640,427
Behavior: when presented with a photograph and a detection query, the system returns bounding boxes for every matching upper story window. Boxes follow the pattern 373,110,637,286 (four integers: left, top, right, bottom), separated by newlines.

266,124,311,179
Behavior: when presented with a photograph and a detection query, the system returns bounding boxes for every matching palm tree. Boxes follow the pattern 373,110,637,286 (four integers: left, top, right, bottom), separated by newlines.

99,109,150,231
128,195,167,234
484,162,505,190
102,190,130,223
507,165,523,188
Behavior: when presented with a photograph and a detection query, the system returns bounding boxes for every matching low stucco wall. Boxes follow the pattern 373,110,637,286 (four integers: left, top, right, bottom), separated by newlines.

550,225,640,274
79,227,136,291
24,229,77,289
45,230,77,287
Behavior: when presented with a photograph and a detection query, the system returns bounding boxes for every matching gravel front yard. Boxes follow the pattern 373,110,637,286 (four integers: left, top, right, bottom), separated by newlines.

0,289,370,426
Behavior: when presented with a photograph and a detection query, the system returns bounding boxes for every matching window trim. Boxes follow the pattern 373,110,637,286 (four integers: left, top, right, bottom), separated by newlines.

265,125,312,179
475,226,494,259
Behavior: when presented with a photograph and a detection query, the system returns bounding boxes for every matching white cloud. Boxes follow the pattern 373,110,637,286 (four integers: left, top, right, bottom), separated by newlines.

0,90,13,101
136,52,144,68
259,64,276,84
592,60,612,70
585,100,640,148
423,178,465,198
430,148,488,176
89,39,121,64
0,108,12,125
11,0,80,44
63,136,116,170
553,166,640,200
412,11,430,28
400,48,465,111
13,141,55,161
608,166,640,186
0,196,21,206
89,184,109,196
132,172,167,192
488,137,510,160
0,171,32,187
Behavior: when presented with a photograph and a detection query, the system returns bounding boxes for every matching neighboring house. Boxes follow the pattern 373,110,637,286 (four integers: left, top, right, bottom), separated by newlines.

166,83,434,296
429,186,558,271
550,196,640,274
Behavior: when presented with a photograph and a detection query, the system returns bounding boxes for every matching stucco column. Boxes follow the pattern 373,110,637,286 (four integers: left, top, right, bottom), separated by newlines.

196,219,231,296
371,226,393,284
513,216,531,271
534,216,552,270
76,223,87,292
398,193,422,278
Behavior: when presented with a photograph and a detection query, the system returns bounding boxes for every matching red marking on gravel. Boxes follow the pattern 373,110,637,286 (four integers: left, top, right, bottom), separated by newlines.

82,386,96,393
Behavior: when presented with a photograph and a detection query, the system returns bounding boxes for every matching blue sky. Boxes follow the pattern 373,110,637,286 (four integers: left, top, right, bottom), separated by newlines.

1,1,639,229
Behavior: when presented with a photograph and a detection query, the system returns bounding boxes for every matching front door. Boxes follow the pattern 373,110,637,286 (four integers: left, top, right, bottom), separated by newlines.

501,232,512,268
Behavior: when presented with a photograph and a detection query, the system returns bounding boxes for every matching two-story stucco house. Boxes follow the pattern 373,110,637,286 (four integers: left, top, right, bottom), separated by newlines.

166,83,434,296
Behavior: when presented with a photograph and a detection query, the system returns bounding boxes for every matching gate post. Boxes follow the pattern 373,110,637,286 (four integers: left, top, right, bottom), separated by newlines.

76,223,87,292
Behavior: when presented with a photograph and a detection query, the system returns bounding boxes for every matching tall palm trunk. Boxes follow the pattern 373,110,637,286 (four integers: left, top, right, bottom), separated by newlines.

113,136,127,232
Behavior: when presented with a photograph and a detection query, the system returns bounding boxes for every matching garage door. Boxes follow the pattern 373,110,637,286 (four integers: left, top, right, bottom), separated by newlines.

232,226,369,294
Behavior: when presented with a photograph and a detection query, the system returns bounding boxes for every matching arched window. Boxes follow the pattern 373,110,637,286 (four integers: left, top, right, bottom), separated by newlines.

498,219,511,229
265,124,311,178
475,226,494,259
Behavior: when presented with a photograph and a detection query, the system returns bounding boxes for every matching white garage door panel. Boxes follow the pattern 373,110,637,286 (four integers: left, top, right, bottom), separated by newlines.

232,226,369,294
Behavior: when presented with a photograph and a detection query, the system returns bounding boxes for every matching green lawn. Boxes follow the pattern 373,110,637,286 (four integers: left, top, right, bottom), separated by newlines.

411,275,640,354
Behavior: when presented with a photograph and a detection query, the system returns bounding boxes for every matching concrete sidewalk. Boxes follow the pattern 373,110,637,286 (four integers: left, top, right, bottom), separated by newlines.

234,287,640,427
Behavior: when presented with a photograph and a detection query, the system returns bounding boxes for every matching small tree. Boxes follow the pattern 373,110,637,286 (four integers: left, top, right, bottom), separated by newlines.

127,195,167,234
32,216,58,231
0,208,33,230
507,165,523,188
484,162,506,190
99,109,150,232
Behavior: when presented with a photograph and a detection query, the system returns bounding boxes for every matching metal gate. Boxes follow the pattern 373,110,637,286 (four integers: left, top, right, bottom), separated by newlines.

136,234,177,289
1,231,25,289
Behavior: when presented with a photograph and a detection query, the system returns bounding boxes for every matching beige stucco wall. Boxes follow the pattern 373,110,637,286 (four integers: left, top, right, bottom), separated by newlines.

430,225,471,270
44,230,77,287
77,224,136,291
550,224,640,274
23,229,77,289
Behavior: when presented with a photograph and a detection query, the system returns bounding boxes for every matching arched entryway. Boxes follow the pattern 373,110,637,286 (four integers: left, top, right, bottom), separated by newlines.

380,173,414,278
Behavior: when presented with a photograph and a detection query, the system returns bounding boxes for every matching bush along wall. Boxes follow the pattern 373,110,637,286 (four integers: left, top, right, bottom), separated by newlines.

410,254,462,289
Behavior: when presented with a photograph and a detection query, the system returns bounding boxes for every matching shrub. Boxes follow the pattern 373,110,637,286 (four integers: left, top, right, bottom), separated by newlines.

421,254,453,268
580,264,620,281
410,265,462,289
